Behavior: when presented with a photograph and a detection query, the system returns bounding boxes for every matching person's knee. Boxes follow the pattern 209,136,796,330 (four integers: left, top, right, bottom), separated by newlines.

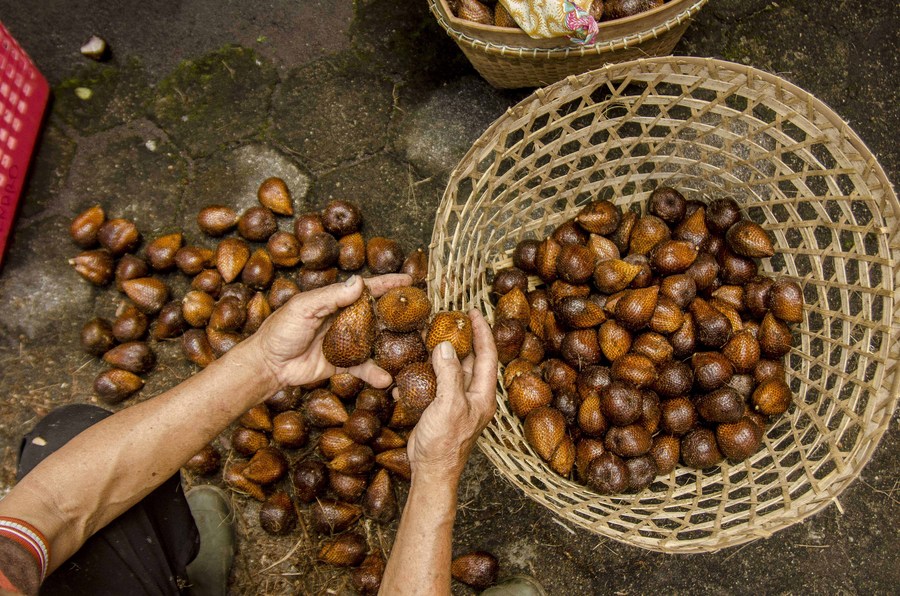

17,404,113,480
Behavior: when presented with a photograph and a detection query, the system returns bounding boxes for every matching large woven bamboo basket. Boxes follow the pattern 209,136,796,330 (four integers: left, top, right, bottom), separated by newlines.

428,57,900,552
428,0,708,89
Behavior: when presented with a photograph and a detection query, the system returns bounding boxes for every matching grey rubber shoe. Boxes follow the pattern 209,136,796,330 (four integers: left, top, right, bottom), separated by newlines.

185,485,235,596
481,574,548,596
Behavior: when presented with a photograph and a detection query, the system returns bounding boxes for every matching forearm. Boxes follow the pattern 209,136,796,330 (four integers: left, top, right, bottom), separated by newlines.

380,470,459,596
0,335,279,571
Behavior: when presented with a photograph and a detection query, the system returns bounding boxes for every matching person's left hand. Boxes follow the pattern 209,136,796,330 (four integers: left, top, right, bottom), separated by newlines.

406,309,498,481
249,274,411,390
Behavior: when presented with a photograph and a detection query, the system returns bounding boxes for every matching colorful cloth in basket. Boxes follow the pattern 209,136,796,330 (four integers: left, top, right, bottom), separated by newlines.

499,0,599,44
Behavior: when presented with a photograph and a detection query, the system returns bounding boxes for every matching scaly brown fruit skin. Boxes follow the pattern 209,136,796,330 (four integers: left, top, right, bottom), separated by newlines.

451,551,500,589
272,411,308,449
585,452,629,495
121,277,169,314
456,0,493,25
726,220,775,258
604,0,663,20
604,424,652,458
175,245,214,276
329,373,365,400
524,406,567,462
241,249,274,290
215,238,250,283
70,204,105,247
114,254,151,292
696,387,746,424
373,331,428,376
425,311,473,359
322,288,375,368
376,286,432,332
660,397,697,436
182,329,216,367
231,427,269,456
638,389,662,436
768,279,804,323
291,460,327,503
237,206,277,242
259,491,297,535
492,267,528,297
112,304,148,342
575,199,620,235
239,404,273,432
146,233,183,271
752,379,792,416
337,232,366,271
351,551,386,595
614,287,659,331
305,389,350,427
102,341,155,374
183,444,221,476
243,447,288,485
680,428,724,469
293,212,325,243
310,499,362,534
327,444,375,475
318,428,356,459
197,205,238,237
317,532,368,567
395,362,438,416
650,434,680,475
81,318,116,356
375,448,411,480
264,386,301,412
366,237,404,274
182,290,215,328
648,186,686,224
267,277,299,310
223,462,265,501
70,249,115,286
93,368,144,404
343,409,381,444
363,468,397,523
705,197,742,235
507,371,553,418
626,455,659,492
400,248,428,285
321,199,362,236
717,417,764,462
257,177,293,216
97,218,140,255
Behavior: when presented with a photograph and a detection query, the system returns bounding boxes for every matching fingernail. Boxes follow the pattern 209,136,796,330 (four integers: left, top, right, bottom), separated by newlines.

438,341,456,360
344,275,358,287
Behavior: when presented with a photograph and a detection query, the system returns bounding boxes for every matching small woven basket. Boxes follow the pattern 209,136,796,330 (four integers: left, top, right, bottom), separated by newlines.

428,57,900,552
428,0,708,89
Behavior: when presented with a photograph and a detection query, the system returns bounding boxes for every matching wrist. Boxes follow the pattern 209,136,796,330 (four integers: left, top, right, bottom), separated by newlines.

407,470,459,526
215,335,281,401
411,466,461,496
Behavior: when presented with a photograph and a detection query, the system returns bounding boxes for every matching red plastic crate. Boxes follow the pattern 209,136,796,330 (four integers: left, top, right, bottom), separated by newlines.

0,21,49,268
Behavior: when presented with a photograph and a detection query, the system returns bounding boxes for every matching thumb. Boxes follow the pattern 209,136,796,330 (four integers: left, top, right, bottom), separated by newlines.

430,341,465,403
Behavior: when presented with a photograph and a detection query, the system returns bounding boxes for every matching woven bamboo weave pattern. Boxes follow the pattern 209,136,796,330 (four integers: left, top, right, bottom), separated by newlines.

429,0,708,88
428,57,900,552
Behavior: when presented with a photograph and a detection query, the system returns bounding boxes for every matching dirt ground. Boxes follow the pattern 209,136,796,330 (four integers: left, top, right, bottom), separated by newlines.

0,1,897,594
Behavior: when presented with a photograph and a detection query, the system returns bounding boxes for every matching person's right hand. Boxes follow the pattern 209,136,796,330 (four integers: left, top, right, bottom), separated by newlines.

244,274,411,391
406,309,498,480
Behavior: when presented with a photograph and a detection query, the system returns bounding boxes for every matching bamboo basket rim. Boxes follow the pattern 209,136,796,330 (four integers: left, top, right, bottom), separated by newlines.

429,0,710,58
429,56,900,552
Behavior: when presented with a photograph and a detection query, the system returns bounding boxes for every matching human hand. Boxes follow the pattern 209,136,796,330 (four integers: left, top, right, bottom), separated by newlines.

406,309,498,481
248,274,411,391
